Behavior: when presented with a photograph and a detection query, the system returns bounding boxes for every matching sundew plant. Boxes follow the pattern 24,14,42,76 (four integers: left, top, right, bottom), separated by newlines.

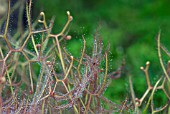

0,0,170,114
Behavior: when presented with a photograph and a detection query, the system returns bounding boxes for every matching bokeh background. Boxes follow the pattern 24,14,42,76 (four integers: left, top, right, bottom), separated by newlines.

32,0,170,108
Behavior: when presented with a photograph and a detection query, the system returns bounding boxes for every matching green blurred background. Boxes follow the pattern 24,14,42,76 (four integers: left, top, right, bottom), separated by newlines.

33,0,170,108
